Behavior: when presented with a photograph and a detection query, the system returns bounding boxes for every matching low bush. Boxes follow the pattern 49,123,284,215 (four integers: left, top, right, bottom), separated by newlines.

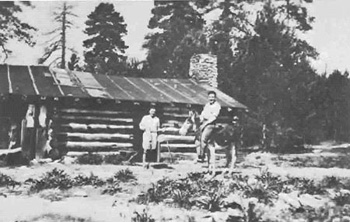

135,173,226,211
286,177,326,195
101,178,122,195
104,154,127,165
76,153,103,165
26,168,74,192
131,209,155,222
321,176,344,189
0,173,20,188
73,173,105,187
333,192,350,206
113,168,136,183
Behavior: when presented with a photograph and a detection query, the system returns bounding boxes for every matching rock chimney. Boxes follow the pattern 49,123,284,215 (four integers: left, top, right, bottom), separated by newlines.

189,54,218,88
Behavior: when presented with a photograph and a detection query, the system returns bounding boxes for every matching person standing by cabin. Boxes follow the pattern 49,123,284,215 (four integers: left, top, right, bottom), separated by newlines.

199,91,221,162
139,106,160,165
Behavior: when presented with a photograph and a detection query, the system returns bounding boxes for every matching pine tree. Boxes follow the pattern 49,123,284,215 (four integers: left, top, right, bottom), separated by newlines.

83,3,128,75
207,0,318,149
143,0,207,78
38,2,77,68
0,2,36,62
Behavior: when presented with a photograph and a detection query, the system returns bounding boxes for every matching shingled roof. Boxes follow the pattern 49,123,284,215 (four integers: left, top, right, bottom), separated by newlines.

0,64,246,109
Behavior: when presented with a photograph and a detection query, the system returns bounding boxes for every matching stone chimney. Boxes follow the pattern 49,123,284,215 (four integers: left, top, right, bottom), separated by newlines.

189,54,218,88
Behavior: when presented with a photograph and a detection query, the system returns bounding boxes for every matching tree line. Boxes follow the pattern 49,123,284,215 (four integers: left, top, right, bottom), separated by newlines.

1,1,349,149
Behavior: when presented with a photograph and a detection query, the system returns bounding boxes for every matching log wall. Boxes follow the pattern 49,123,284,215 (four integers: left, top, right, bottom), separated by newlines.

51,102,135,154
50,99,237,158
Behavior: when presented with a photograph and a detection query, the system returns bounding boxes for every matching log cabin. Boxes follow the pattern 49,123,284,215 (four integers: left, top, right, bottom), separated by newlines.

0,64,246,162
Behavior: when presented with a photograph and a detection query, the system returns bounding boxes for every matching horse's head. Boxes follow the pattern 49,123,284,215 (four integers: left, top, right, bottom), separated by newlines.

179,109,200,136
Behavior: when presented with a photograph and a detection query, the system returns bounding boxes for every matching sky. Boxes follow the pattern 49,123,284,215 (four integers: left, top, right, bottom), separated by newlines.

5,0,350,74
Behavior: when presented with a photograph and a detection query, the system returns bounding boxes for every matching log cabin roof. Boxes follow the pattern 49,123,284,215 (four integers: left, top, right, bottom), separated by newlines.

0,64,246,109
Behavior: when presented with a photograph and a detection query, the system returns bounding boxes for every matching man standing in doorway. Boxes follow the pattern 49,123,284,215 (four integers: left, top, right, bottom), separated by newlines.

139,106,160,165
199,91,221,162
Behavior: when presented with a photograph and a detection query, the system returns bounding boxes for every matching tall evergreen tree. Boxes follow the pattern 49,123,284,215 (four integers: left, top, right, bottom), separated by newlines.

83,3,128,75
0,2,36,62
323,70,350,141
143,0,207,78
207,0,318,149
38,2,77,68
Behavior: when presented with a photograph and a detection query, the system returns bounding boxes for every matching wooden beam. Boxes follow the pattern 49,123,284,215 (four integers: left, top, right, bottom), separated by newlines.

159,144,197,153
27,66,39,95
58,115,133,123
58,132,133,140
64,141,133,149
158,134,195,143
61,123,133,131
60,108,130,116
68,146,135,153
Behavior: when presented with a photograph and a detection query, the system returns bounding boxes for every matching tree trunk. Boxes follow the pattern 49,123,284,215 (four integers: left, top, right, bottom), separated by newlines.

61,2,66,69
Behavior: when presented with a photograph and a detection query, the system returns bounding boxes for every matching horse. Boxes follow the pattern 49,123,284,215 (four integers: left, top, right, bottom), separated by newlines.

179,110,240,175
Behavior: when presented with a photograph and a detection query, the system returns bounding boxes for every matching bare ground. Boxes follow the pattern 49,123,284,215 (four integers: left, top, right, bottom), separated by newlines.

1,143,350,222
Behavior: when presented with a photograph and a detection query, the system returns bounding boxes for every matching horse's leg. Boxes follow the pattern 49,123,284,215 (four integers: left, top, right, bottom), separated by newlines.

208,144,216,175
206,145,210,172
142,149,147,168
195,140,200,162
228,143,237,174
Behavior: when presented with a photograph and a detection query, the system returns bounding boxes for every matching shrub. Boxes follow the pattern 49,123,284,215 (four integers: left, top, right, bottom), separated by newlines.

104,154,127,165
101,175,123,195
73,173,105,187
321,176,344,189
135,175,225,211
17,213,94,222
172,188,193,209
113,168,136,183
231,171,285,204
268,127,305,154
254,169,288,193
131,209,155,222
196,188,225,212
287,177,326,195
25,168,73,192
333,192,350,206
76,153,103,165
0,173,20,188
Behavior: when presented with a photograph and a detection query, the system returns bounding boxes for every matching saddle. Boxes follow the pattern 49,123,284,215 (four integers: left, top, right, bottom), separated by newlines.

193,124,237,147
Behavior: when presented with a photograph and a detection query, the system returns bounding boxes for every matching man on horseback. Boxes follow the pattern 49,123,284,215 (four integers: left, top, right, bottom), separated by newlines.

198,91,221,162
